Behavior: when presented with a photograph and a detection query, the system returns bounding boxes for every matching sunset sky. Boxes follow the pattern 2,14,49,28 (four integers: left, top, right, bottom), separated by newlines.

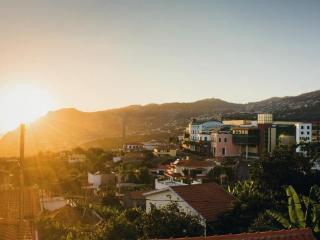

1,0,320,132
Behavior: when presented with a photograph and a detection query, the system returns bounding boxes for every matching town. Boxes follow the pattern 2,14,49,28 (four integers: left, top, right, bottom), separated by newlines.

0,113,319,239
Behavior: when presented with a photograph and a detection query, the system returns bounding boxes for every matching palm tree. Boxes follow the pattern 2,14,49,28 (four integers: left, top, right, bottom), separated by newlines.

266,185,320,235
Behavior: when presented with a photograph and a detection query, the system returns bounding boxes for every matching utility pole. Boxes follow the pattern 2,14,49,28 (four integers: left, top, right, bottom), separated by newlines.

19,123,25,240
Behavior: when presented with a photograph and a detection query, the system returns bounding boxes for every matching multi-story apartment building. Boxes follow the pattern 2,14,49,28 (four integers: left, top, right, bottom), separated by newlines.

185,119,222,155
295,122,312,152
211,130,241,158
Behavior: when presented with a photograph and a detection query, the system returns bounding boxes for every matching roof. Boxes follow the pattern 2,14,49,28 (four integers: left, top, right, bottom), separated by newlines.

170,183,234,222
0,187,40,240
159,228,316,240
0,187,40,219
175,160,213,168
0,219,35,240
129,191,146,200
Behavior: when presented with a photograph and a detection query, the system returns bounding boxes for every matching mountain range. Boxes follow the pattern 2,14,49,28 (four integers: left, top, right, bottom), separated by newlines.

0,90,319,157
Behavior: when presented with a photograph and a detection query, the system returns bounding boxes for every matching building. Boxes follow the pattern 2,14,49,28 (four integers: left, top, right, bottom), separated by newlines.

295,122,312,152
88,172,117,189
41,196,68,211
123,142,144,152
153,146,177,157
211,130,241,158
186,119,223,154
257,113,273,124
159,228,316,240
154,178,187,190
141,140,163,151
232,126,260,158
166,158,214,179
143,183,234,224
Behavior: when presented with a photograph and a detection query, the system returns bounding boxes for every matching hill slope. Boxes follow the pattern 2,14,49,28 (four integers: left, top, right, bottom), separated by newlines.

0,90,319,157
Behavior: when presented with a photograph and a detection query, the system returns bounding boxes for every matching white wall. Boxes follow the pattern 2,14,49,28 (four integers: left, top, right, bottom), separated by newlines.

42,197,67,211
295,123,312,152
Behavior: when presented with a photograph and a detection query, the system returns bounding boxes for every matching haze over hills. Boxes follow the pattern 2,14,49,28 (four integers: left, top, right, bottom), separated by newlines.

0,90,320,157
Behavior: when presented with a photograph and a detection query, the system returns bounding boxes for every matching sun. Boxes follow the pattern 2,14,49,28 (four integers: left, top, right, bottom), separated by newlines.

0,84,56,132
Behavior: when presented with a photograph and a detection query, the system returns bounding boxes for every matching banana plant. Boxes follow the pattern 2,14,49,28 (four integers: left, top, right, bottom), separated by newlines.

266,185,320,235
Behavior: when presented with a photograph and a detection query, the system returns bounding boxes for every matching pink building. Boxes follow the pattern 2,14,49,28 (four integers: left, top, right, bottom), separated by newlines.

211,132,241,158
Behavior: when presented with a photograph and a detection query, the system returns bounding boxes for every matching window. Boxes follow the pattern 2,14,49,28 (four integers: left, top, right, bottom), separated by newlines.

224,138,227,143
219,138,221,142
301,131,304,135
307,131,310,135
307,126,310,129
222,148,226,156
301,126,304,129
204,137,207,141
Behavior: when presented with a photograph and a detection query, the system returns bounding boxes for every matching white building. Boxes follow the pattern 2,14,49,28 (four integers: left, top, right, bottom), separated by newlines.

42,196,68,211
88,172,117,189
143,183,234,224
155,178,186,190
295,122,312,152
188,119,222,142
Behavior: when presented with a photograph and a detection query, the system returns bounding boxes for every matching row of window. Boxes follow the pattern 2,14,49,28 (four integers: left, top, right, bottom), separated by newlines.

213,138,228,143
300,131,310,135
299,137,310,141
300,125,310,130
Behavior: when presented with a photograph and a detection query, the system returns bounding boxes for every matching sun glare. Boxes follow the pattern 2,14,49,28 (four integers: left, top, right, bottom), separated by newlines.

0,84,55,132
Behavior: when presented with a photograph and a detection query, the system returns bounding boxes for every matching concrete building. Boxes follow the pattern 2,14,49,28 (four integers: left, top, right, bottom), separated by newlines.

211,131,241,158
153,146,177,157
295,122,312,152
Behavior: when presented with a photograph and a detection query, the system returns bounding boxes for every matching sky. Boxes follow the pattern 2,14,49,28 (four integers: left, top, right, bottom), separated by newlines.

0,0,320,132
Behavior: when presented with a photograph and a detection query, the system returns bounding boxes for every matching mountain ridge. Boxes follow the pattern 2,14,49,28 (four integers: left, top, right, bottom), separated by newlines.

0,90,319,157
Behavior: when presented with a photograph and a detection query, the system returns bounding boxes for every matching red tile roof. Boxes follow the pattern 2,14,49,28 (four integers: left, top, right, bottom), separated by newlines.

160,228,316,240
0,187,40,219
170,183,234,222
0,187,40,240
175,160,213,168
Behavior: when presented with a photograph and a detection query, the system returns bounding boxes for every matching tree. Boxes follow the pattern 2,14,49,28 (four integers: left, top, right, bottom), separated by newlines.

252,146,319,195
266,185,320,237
210,180,275,234
141,203,205,239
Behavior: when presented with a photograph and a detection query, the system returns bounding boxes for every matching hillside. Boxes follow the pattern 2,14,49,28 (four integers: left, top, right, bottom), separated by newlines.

0,90,319,157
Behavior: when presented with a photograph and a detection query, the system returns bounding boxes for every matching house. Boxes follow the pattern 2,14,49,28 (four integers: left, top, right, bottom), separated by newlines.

41,196,68,211
155,178,187,190
142,140,163,151
159,228,316,240
68,153,87,163
166,158,214,179
211,130,241,158
88,172,117,189
143,183,234,224
186,119,223,154
123,142,144,152
153,146,177,157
